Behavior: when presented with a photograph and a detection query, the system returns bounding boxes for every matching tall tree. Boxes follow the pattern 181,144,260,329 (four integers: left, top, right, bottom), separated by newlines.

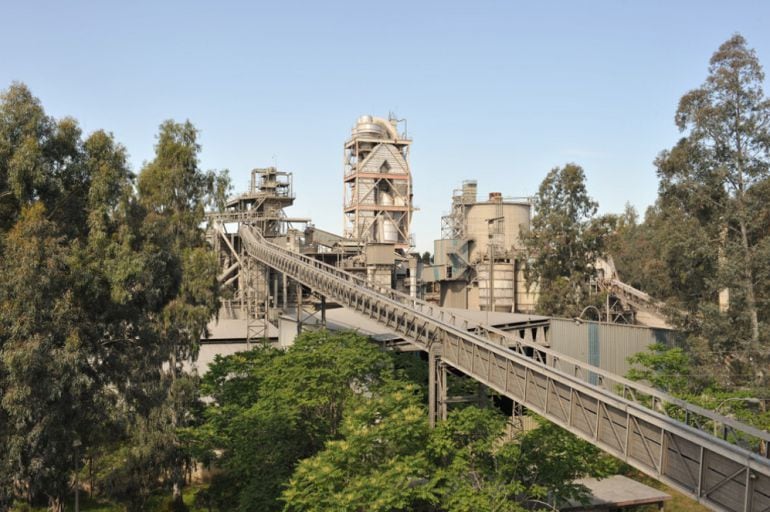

0,84,229,510
112,119,226,508
0,85,124,511
656,34,770,386
0,204,96,511
523,163,607,317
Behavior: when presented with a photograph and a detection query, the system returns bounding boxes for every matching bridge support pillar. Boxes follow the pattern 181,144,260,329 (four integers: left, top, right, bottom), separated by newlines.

273,271,279,311
282,274,288,310
428,344,447,427
296,283,303,334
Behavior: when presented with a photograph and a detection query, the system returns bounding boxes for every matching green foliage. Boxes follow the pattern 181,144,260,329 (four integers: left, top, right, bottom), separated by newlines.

644,34,770,388
429,410,617,512
202,333,615,512
194,331,394,512
283,383,618,512
627,343,770,445
524,163,608,317
0,83,228,510
627,343,704,395
283,381,435,512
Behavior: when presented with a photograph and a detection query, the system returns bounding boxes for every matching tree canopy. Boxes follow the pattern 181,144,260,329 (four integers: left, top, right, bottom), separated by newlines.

0,82,228,511
523,163,609,317
618,34,770,388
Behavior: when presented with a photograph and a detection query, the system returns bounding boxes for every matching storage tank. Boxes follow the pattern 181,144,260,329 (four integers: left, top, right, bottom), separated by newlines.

465,194,531,263
477,262,515,312
381,219,399,243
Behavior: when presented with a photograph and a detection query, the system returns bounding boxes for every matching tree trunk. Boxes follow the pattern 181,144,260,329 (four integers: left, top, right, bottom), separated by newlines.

738,219,760,346
48,496,63,512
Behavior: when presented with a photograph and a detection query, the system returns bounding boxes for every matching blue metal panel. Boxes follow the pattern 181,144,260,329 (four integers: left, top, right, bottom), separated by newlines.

588,322,600,385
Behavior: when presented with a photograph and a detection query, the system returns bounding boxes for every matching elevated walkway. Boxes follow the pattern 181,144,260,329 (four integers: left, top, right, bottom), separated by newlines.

224,222,770,512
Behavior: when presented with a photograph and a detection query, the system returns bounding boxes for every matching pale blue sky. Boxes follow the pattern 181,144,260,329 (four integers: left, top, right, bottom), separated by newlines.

3,1,769,251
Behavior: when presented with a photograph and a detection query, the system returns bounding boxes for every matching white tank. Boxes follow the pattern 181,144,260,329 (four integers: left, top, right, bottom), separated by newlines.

382,219,399,242
379,190,394,206
465,200,531,263
353,115,387,138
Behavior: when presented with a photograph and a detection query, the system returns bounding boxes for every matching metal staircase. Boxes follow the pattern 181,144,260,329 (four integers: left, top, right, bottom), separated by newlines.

230,223,770,512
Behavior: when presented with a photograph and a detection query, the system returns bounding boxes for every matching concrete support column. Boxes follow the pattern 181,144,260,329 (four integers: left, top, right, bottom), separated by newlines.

282,274,288,310
428,343,447,427
296,284,303,334
273,271,279,311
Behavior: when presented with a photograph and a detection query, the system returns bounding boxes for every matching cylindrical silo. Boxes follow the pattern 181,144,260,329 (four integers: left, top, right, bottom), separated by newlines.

465,196,531,263
477,262,515,312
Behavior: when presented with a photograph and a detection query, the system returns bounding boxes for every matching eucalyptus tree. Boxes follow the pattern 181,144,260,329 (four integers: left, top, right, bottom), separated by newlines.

0,83,229,510
523,163,608,317
655,34,770,386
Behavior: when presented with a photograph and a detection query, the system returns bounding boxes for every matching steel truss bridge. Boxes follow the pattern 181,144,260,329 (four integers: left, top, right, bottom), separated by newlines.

219,222,770,512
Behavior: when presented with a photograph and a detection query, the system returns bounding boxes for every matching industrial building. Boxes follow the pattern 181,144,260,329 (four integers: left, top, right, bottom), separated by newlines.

425,180,537,313
197,115,770,512
202,113,671,375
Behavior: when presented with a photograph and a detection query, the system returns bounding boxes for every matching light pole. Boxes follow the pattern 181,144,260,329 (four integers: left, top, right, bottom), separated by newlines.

73,439,82,512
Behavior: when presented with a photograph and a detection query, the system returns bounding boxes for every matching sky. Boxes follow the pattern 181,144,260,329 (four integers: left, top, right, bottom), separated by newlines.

2,0,770,252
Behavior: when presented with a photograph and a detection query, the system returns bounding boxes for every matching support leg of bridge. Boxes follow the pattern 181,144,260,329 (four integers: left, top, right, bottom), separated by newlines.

429,344,447,428
321,296,326,327
296,284,303,335
282,274,288,310
476,382,487,408
264,266,270,326
273,271,279,311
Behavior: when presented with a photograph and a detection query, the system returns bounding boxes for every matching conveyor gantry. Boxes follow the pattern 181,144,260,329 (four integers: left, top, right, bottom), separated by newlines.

227,223,770,512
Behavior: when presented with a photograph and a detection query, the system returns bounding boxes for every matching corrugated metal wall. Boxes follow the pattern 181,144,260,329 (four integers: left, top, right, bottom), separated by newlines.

548,319,673,379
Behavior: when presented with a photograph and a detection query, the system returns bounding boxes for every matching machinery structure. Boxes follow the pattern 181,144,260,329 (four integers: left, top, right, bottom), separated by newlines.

428,180,536,312
343,115,413,250
208,167,310,345
201,115,770,511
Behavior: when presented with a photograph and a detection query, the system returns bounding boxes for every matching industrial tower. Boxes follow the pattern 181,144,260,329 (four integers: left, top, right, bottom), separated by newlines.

343,115,413,251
